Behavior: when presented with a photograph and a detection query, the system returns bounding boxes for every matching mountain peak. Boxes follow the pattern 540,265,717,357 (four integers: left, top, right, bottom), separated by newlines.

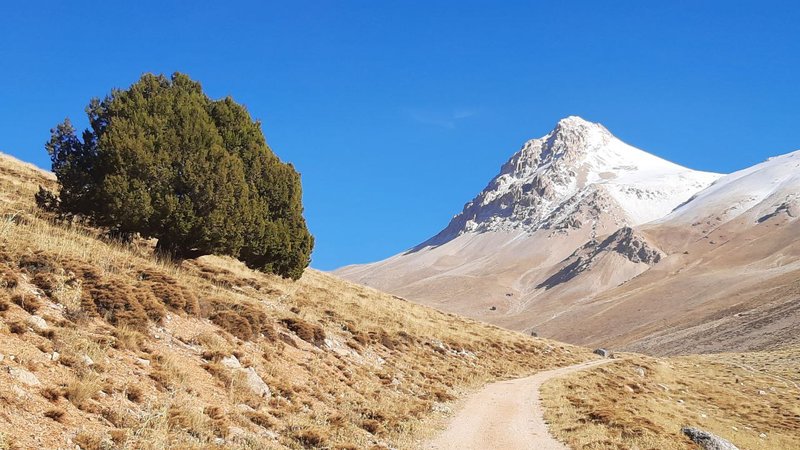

419,119,721,247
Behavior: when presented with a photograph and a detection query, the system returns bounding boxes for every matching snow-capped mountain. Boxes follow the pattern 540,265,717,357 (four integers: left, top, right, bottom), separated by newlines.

658,149,800,226
336,117,800,355
423,116,720,247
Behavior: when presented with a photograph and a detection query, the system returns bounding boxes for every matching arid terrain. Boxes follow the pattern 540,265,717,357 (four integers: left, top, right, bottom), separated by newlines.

0,151,592,449
542,348,800,449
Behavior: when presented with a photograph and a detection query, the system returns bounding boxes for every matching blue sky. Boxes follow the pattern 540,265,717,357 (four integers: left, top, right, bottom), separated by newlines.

1,1,799,270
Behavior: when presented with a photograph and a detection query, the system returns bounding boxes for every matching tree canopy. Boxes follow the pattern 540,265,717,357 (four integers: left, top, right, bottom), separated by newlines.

46,72,313,279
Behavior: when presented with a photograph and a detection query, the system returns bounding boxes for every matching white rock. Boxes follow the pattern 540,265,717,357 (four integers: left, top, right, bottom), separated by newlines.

26,315,48,331
758,390,767,395
135,358,151,367
9,367,41,386
236,403,256,413
759,433,767,439
0,353,5,362
49,352,60,362
82,355,95,366
221,355,241,369
634,366,646,377
242,367,270,398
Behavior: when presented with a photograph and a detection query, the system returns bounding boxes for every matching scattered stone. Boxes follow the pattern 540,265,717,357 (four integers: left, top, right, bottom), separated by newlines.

236,403,256,413
228,426,246,437
489,306,497,311
11,385,28,398
657,383,670,391
49,352,60,362
0,353,5,363
82,355,95,366
432,403,453,414
135,358,150,367
677,399,685,404
243,367,270,398
26,315,48,331
757,390,767,395
759,433,767,439
624,385,635,393
9,367,41,386
634,366,646,377
221,355,242,369
681,427,739,450
593,348,612,358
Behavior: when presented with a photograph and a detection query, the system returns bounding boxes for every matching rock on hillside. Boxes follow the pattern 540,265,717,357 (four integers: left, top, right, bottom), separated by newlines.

537,227,663,290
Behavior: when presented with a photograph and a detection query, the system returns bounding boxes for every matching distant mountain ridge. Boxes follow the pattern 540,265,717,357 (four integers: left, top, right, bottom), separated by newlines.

337,117,800,355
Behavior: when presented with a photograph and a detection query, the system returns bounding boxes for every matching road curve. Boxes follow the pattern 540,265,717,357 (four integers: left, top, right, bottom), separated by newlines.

424,358,611,450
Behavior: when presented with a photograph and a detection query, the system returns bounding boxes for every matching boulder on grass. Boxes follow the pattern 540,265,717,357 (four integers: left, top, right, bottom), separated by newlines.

681,427,739,450
593,348,612,358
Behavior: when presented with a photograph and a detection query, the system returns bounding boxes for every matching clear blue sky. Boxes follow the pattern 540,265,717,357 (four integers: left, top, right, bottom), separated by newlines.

2,1,799,270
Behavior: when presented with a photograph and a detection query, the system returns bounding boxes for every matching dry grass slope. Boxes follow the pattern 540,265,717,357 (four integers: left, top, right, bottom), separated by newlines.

0,152,591,449
541,350,800,449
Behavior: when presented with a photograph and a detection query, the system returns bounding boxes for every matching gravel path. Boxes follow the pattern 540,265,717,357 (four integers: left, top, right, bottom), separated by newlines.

424,358,611,450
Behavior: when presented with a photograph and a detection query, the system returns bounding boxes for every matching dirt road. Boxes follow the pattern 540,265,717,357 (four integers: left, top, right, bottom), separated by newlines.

424,358,611,450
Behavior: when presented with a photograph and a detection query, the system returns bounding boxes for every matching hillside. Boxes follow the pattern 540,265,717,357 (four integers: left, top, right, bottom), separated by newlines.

542,348,800,449
0,151,592,449
336,117,800,356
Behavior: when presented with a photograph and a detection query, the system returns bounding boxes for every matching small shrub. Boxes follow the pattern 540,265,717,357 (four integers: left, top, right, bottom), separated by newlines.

210,310,253,340
73,431,110,450
125,385,143,403
112,325,144,351
362,419,382,434
8,320,26,335
43,408,66,422
11,293,41,314
294,428,328,449
281,318,326,346
140,270,199,314
41,386,63,402
245,411,275,429
0,266,18,289
65,372,102,409
149,353,188,391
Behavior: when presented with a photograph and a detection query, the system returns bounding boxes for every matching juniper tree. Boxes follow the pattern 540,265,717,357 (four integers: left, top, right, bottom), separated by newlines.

45,72,313,279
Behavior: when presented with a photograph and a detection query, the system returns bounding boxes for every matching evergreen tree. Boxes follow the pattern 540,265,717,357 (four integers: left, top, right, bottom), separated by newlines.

45,72,313,279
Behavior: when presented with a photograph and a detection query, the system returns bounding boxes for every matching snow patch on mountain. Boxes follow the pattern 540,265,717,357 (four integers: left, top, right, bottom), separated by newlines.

658,149,800,226
422,116,721,247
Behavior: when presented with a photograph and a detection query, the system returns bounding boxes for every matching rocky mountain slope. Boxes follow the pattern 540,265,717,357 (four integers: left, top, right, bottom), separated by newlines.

337,117,800,355
419,116,720,247
547,149,800,354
